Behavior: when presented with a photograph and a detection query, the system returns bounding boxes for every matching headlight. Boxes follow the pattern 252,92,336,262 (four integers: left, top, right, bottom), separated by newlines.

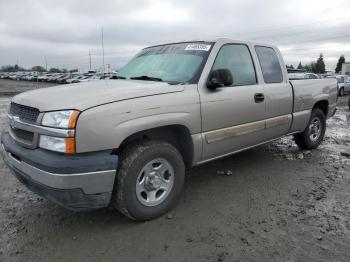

39,135,75,154
42,110,79,129
40,110,79,153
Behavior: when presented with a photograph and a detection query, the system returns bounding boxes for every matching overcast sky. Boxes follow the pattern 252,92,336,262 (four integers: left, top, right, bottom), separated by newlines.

1,0,350,71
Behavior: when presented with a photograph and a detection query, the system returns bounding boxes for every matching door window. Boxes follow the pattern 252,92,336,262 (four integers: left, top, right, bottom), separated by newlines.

212,44,257,86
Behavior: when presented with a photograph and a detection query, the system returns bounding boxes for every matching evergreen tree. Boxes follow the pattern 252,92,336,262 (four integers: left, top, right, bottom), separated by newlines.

297,62,303,70
335,55,345,73
314,54,326,74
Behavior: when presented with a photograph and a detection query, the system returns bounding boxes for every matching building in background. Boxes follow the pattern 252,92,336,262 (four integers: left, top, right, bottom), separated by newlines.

342,62,350,75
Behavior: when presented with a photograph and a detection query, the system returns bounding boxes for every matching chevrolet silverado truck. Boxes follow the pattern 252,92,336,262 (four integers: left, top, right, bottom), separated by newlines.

1,38,337,221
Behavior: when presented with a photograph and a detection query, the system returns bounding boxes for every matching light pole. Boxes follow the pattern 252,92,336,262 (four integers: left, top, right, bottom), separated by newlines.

101,27,105,73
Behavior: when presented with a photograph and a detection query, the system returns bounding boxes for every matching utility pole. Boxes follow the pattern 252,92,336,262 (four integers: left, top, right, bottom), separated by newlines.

101,27,105,73
44,56,48,71
89,50,92,70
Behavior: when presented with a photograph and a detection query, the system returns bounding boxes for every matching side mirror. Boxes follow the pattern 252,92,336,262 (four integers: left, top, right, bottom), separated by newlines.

207,69,233,89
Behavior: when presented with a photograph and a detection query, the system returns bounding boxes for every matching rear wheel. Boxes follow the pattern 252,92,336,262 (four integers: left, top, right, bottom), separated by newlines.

294,108,326,149
111,140,185,221
339,88,344,96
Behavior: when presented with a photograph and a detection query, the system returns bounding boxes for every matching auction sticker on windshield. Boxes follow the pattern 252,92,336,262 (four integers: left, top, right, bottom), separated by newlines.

185,44,211,51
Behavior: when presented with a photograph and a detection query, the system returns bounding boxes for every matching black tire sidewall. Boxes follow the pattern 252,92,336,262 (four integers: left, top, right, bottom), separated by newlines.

304,109,326,149
119,142,185,220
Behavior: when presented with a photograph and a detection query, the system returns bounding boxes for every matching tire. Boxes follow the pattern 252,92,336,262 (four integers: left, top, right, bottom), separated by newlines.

348,97,350,110
111,140,185,221
294,108,326,149
339,88,344,96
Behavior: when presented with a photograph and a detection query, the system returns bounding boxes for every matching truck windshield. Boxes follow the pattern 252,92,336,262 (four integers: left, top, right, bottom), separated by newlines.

116,42,213,84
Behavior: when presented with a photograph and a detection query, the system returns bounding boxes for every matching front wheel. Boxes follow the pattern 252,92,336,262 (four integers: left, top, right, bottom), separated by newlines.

111,140,185,221
294,108,326,149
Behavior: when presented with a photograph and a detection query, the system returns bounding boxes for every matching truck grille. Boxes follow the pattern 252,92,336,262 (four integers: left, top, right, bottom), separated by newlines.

9,103,40,123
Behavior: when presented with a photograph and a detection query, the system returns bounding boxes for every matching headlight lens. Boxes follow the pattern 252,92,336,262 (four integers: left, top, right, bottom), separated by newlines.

42,110,79,129
39,135,75,154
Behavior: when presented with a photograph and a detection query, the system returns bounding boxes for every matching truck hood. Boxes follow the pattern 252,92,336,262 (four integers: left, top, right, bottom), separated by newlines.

12,80,185,112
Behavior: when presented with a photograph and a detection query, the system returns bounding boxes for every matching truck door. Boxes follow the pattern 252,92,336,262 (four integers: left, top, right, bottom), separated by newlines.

198,43,266,161
254,46,293,141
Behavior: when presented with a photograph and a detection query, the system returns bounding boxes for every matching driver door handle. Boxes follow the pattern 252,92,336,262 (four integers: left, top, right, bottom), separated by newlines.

254,93,265,103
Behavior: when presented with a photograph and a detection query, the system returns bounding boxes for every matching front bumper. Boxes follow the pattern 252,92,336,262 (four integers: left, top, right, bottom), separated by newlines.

1,132,118,211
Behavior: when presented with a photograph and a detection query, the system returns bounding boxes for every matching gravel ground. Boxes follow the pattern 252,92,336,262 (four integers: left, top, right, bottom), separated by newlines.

0,80,349,262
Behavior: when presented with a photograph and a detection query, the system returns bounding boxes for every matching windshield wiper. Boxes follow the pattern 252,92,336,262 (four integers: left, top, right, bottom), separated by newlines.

130,75,163,82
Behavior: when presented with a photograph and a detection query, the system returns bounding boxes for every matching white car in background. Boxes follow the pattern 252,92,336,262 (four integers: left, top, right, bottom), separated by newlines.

326,75,350,96
304,73,320,79
78,75,102,82
288,73,320,80
336,75,350,96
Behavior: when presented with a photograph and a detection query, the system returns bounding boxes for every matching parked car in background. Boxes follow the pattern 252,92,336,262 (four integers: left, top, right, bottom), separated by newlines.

1,70,119,84
38,74,52,82
288,73,320,80
0,73,9,79
336,75,350,96
305,73,320,79
66,75,83,84
56,74,71,84
326,75,350,96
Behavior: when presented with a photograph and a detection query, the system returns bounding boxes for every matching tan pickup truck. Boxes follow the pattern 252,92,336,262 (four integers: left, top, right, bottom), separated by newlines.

1,38,337,221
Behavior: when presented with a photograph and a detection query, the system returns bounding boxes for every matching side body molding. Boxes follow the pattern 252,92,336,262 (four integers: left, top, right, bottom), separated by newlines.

205,114,292,144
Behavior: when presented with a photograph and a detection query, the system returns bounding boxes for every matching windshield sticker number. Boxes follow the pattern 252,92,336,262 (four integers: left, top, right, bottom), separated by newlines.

185,44,211,51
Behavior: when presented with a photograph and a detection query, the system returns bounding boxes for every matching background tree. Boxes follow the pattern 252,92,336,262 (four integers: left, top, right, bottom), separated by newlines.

48,68,61,73
335,55,345,73
304,63,312,72
0,64,25,72
31,66,46,72
297,62,303,70
314,54,326,74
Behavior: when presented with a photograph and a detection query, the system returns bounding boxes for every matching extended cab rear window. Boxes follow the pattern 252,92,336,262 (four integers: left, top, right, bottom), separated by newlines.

255,46,283,83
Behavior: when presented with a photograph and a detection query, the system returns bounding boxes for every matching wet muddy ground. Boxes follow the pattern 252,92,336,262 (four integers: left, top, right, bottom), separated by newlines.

0,80,349,262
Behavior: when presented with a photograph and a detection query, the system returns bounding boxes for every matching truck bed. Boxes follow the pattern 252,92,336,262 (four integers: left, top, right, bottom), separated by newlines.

289,78,337,117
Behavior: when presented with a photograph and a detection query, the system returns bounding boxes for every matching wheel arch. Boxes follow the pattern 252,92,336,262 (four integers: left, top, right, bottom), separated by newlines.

313,100,328,116
116,125,194,168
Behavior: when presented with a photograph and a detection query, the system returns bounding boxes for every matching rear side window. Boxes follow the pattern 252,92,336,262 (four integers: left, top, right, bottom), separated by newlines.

255,46,283,83
212,44,257,86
